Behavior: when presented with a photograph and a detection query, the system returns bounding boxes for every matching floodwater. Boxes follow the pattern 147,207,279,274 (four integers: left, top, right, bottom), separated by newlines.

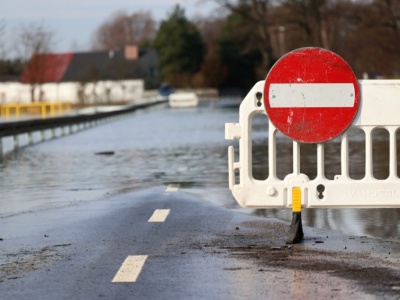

0,102,399,239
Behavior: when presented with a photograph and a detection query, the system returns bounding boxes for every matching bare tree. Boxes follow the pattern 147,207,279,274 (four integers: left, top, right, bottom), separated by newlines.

15,22,55,64
345,0,400,76
92,11,156,50
376,0,400,35
15,22,56,102
276,0,332,48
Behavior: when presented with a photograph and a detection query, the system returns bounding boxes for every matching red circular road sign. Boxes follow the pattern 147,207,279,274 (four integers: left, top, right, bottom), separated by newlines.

264,47,360,143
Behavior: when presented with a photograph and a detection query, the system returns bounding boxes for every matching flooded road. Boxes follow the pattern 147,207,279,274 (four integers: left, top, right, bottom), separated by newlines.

0,102,399,240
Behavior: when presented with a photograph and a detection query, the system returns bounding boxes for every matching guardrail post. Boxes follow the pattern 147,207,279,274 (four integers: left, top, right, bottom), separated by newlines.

27,132,33,145
40,130,45,141
13,135,19,149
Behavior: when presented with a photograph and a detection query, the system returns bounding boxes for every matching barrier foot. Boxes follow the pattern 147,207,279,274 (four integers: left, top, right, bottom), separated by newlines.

286,212,304,244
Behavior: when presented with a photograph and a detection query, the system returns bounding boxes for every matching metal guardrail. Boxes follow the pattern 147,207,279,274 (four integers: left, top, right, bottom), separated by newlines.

0,102,72,120
0,100,166,157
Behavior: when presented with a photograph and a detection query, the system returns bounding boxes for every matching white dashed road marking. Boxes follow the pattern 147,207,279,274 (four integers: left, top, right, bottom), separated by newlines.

113,190,175,282
165,184,180,192
148,209,170,222
112,255,148,283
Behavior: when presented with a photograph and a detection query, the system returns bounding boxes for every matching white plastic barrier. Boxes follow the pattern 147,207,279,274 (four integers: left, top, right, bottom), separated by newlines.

225,80,400,209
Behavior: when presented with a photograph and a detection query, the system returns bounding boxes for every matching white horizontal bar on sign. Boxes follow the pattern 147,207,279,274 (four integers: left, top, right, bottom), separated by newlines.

269,83,355,107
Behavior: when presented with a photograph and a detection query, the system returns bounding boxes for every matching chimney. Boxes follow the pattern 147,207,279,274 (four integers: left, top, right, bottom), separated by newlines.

125,45,138,60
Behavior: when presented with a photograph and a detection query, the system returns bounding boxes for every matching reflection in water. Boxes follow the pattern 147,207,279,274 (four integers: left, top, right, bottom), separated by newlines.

0,105,236,217
0,103,399,239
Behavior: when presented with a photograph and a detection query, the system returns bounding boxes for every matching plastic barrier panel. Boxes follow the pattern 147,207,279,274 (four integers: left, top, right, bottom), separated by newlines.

225,79,400,209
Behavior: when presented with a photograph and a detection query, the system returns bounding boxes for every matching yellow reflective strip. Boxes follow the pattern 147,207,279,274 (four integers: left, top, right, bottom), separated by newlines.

292,187,302,212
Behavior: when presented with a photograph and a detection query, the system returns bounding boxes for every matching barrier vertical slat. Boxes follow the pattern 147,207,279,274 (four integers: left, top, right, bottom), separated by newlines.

317,143,325,179
228,146,235,189
241,110,251,182
293,141,300,175
268,122,277,179
389,127,397,179
341,131,349,178
364,127,374,180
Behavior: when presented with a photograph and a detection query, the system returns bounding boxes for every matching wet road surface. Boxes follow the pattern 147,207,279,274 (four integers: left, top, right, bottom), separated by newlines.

1,102,400,298
2,187,400,299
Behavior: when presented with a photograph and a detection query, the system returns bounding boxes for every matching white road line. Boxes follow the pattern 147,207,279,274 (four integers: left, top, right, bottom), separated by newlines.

112,255,148,283
148,209,170,222
165,184,180,192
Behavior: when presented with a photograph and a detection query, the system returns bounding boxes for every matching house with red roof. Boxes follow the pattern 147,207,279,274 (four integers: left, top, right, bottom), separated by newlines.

19,53,74,84
0,46,157,104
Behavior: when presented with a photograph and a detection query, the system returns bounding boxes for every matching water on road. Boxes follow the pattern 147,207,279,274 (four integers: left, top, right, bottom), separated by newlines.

1,102,399,239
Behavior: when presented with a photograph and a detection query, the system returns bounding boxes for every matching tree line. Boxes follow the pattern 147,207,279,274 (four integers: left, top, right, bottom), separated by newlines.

1,0,400,91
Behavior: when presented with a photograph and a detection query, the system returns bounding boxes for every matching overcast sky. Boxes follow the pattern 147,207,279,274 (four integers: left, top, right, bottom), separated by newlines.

1,0,222,54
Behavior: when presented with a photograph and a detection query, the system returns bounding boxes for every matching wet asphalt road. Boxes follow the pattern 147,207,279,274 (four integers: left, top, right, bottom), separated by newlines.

2,103,400,298
2,186,400,299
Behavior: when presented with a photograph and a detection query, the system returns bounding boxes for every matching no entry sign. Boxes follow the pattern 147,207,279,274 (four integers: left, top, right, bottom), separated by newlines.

264,47,360,143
